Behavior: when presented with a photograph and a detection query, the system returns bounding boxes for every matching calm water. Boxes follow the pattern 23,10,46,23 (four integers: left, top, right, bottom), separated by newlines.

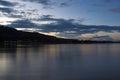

0,44,120,80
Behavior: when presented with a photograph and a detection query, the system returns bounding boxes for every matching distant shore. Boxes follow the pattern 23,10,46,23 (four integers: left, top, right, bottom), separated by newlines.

0,25,120,44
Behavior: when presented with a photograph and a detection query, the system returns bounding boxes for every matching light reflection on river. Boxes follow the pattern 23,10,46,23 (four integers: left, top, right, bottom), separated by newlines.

0,44,120,80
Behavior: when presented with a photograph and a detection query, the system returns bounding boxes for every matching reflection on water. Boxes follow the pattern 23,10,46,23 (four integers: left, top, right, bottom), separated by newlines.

0,44,120,80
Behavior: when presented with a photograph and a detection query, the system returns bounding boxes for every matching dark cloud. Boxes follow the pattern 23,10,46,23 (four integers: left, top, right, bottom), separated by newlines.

20,0,57,9
8,15,120,40
60,2,69,7
59,0,75,7
7,14,120,40
0,0,17,16
40,15,54,20
36,15,120,33
21,0,51,5
9,20,37,28
92,3,105,7
102,0,111,3
0,0,16,6
90,35,113,41
8,14,23,18
110,7,120,13
92,0,111,7
40,22,120,34
0,7,13,13
21,0,73,8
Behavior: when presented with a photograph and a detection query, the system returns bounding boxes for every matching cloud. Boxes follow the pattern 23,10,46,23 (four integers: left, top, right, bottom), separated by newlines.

21,0,52,5
92,4,105,7
59,0,73,7
79,31,120,41
0,7,13,13
60,2,69,7
0,0,18,17
0,1,41,20
8,15,120,40
90,35,113,41
20,0,73,9
9,19,37,28
110,7,120,13
79,33,113,41
102,0,111,3
0,0,16,7
16,28,40,32
9,15,120,33
91,0,112,7
59,0,76,7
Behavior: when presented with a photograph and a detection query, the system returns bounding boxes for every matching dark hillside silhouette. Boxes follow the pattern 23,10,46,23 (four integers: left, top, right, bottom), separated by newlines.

0,25,119,44
0,25,81,44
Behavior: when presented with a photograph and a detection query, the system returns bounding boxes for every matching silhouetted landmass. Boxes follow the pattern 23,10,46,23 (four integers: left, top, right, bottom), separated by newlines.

0,25,119,44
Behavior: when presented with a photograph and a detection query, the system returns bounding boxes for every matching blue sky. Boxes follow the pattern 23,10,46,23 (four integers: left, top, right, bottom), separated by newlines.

0,0,120,40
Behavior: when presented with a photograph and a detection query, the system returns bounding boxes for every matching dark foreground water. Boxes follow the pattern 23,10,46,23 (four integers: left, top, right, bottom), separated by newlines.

0,44,120,80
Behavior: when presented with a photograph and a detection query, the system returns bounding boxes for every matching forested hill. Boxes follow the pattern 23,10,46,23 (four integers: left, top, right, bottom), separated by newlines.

0,25,117,44
0,25,81,44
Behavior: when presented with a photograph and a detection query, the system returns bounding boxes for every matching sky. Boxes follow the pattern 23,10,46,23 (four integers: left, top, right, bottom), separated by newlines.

0,0,120,41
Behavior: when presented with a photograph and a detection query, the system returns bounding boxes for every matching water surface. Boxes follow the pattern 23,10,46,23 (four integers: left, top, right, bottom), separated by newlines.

0,44,120,80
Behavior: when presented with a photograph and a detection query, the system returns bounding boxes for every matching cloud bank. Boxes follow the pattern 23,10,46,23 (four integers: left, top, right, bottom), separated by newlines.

9,15,120,41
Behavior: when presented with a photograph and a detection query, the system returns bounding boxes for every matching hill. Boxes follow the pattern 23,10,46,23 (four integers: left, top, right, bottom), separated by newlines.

0,25,118,44
0,25,82,44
